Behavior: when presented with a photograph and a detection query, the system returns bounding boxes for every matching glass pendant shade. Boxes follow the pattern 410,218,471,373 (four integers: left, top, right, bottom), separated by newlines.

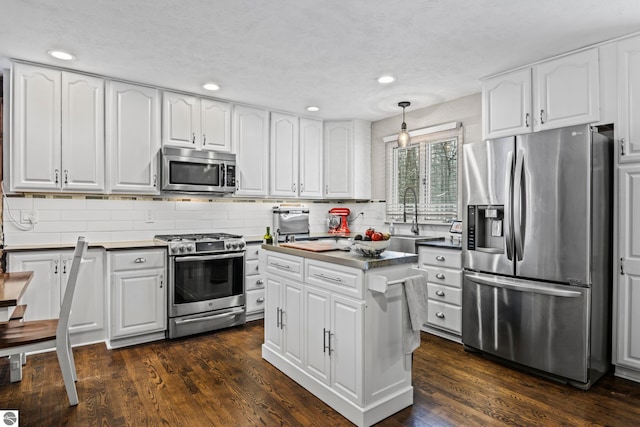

397,101,411,148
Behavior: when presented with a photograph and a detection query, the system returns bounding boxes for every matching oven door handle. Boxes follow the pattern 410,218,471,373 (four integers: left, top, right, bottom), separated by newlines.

174,308,245,325
174,252,245,263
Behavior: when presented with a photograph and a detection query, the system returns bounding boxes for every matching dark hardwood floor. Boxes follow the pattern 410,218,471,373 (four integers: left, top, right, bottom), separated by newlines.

1,320,640,426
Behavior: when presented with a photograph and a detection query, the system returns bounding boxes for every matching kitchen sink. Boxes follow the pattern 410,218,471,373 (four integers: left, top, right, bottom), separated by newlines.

388,235,432,254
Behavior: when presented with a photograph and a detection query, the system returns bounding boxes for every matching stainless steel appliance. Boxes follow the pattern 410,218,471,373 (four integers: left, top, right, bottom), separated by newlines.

272,206,309,239
462,124,612,389
154,232,246,338
161,146,236,194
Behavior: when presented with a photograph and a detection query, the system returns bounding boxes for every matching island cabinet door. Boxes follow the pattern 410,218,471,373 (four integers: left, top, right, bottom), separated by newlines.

330,294,364,406
264,275,283,353
282,280,304,367
304,286,331,386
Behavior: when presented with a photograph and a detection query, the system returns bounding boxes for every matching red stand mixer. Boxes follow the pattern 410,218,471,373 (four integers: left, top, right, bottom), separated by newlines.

328,208,351,234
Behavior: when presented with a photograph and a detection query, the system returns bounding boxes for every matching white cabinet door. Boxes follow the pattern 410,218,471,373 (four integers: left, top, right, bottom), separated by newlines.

233,105,269,197
304,285,331,385
324,121,352,198
330,293,363,405
482,68,532,139
7,252,60,321
282,280,304,367
106,81,161,195
61,249,104,336
616,164,640,371
299,118,323,198
61,72,105,192
264,274,283,352
11,63,61,191
534,48,599,131
270,112,299,197
201,99,232,152
617,35,640,163
111,268,166,338
162,91,199,148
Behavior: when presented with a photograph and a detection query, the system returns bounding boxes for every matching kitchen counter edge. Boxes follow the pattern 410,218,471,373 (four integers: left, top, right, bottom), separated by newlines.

3,240,167,252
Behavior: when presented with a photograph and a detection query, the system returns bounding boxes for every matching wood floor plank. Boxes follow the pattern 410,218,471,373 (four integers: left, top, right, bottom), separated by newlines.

1,321,640,426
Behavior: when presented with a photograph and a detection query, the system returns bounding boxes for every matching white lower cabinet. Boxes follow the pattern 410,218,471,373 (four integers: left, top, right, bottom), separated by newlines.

108,248,167,348
418,245,463,342
7,248,106,346
244,243,265,321
262,250,412,426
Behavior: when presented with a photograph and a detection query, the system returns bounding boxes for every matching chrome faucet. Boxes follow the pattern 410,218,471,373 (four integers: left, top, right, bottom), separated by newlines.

403,187,419,235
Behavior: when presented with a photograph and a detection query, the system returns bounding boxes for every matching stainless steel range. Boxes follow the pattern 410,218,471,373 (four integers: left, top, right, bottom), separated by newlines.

154,232,246,339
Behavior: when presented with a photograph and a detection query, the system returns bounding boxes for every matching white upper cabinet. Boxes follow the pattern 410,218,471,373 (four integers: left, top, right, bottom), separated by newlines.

617,35,640,163
233,105,269,197
483,48,600,139
299,118,323,198
106,81,161,195
11,63,105,192
270,112,299,197
162,91,232,152
324,120,371,199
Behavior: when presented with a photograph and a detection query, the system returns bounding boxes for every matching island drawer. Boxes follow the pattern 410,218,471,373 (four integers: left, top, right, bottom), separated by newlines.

427,301,462,334
422,266,462,288
265,252,303,281
419,246,462,269
305,259,364,299
427,283,462,306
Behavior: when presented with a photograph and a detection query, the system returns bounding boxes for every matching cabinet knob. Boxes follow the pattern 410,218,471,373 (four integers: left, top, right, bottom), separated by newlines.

435,255,445,262
64,170,69,184
192,133,196,144
55,169,59,184
524,112,530,127
539,109,545,125
134,257,147,263
435,273,445,280
256,297,265,303
435,290,445,297
153,174,158,187
256,279,264,286
435,312,445,319
621,138,626,156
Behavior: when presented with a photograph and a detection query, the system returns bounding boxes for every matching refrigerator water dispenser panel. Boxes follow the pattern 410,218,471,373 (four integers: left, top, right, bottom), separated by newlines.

467,205,504,254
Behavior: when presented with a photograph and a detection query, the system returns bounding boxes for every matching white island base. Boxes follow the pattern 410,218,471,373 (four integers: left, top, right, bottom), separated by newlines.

260,247,417,427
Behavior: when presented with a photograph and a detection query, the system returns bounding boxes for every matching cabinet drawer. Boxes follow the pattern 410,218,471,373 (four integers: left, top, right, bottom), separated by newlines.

427,283,462,306
427,301,462,334
423,266,462,288
418,246,461,269
245,244,261,261
111,249,165,271
246,289,265,313
305,259,363,299
245,274,265,291
246,259,260,276
265,252,303,281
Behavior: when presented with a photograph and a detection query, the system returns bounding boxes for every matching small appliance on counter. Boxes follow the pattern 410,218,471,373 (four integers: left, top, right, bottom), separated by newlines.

273,204,310,241
328,207,351,234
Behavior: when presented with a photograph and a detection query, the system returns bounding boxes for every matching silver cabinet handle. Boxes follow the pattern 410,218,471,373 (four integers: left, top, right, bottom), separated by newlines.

160,275,163,288
292,182,296,193
270,262,290,270
62,259,67,274
203,134,206,144
524,112,530,127
325,184,329,194
55,169,59,184
435,290,445,297
313,273,342,283
621,257,625,275
300,183,304,192
276,307,281,328
323,328,329,353
256,297,265,303
54,259,59,274
256,279,264,286
153,174,158,187
435,256,445,262
435,312,445,319
64,170,69,184
621,138,626,156
134,257,147,263
192,133,196,144
435,273,445,280
539,109,545,125
279,308,285,328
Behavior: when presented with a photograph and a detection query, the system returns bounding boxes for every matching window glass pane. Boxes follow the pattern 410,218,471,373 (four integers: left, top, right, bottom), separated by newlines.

397,145,420,205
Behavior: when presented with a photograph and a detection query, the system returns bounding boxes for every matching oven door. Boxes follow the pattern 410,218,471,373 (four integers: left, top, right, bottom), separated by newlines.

169,252,245,317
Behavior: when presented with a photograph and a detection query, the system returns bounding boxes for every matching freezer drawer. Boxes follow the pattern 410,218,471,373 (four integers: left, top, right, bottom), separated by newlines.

462,272,590,383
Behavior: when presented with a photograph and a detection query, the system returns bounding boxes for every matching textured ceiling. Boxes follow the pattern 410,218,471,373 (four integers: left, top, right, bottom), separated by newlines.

1,0,640,121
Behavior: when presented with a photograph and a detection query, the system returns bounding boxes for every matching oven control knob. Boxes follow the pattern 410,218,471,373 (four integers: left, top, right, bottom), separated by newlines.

238,241,245,250
231,243,238,250
170,245,179,254
186,243,195,252
178,244,186,253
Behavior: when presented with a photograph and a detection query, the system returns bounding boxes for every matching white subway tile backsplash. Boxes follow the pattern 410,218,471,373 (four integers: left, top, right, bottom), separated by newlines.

3,197,34,210
34,198,86,210
60,209,110,221
86,220,134,232
36,221,87,233
6,233,61,245
86,199,134,210
111,210,144,221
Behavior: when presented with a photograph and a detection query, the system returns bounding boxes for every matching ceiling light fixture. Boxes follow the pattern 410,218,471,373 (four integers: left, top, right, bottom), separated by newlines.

202,83,220,91
397,101,411,148
378,75,395,84
47,50,76,61
306,106,319,112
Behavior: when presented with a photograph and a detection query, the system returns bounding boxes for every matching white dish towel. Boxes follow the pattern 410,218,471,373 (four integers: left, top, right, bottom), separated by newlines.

403,274,429,354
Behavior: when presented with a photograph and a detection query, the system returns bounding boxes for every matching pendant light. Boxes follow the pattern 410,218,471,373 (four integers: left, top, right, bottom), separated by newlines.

397,101,411,148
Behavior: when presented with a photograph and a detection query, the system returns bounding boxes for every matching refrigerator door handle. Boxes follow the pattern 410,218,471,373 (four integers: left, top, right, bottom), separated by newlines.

465,272,583,298
513,149,525,261
504,150,514,261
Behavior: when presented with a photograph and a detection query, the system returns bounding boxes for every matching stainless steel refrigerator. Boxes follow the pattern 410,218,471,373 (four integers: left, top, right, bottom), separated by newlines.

462,124,612,389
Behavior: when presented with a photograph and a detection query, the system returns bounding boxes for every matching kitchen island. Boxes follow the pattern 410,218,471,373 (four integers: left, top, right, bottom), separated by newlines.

260,243,419,427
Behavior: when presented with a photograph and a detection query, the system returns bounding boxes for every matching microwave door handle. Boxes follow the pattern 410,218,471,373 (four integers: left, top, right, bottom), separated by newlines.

221,163,226,187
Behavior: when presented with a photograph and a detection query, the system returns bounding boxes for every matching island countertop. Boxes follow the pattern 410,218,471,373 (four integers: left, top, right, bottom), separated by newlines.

261,243,417,270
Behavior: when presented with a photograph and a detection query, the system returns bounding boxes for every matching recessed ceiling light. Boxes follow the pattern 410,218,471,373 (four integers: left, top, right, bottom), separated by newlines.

203,83,220,91
377,75,395,84
47,50,76,61
306,106,320,112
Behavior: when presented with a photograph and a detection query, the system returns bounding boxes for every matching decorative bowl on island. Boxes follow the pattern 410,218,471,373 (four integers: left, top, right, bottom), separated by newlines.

351,239,390,257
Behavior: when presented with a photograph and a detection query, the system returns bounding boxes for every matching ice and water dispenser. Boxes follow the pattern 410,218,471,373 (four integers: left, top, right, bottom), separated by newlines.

467,205,505,253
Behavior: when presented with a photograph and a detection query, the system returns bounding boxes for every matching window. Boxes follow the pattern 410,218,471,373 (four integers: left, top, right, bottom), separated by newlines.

386,124,462,223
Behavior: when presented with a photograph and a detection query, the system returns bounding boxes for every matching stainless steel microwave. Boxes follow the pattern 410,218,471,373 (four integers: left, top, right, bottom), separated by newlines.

161,146,236,194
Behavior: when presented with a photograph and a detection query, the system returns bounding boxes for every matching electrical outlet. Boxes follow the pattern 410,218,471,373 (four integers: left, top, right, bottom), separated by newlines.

145,210,155,223
20,210,38,224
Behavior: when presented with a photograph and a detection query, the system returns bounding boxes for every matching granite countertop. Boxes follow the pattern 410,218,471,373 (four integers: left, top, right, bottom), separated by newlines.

261,243,418,270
